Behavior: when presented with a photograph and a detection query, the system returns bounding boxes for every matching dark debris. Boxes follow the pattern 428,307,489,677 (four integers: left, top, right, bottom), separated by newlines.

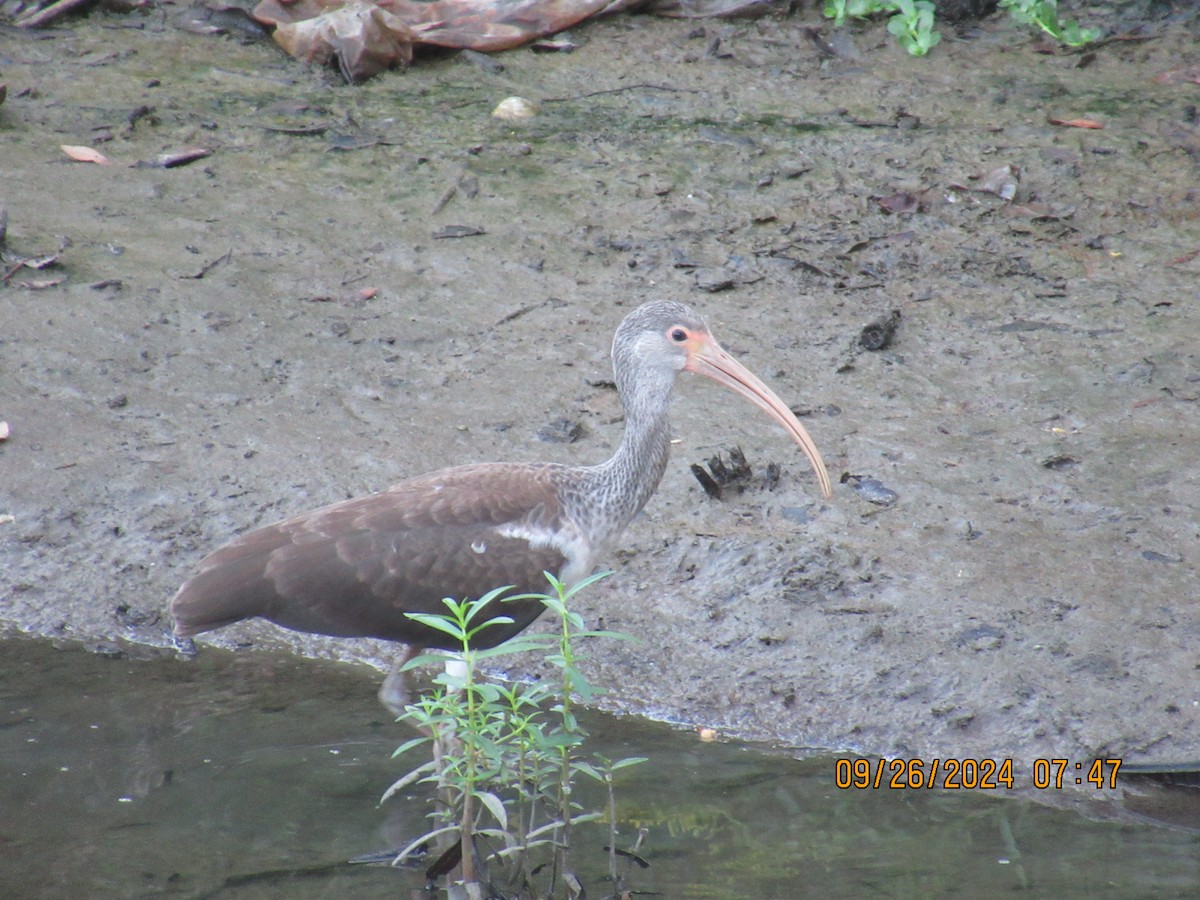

860,310,902,351
690,446,779,500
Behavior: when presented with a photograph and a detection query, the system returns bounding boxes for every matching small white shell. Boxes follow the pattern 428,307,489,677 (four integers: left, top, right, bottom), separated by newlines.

491,96,538,121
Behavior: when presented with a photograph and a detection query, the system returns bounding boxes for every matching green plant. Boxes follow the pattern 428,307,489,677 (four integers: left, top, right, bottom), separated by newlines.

886,0,941,57
823,0,888,28
823,0,940,57
824,0,1099,56
999,0,1100,47
384,573,645,898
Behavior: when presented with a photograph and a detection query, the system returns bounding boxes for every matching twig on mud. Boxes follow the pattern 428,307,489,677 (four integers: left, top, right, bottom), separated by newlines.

17,0,95,28
1063,31,1157,54
1,258,28,284
541,83,701,103
1166,248,1200,267
183,249,233,280
431,167,468,216
2,253,60,284
493,301,543,327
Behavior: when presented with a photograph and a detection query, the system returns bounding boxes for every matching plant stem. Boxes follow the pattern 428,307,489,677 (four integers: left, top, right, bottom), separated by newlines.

461,785,476,885
460,655,478,885
606,772,618,889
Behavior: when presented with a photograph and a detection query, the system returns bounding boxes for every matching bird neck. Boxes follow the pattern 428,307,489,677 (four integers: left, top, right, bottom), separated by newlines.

575,366,676,549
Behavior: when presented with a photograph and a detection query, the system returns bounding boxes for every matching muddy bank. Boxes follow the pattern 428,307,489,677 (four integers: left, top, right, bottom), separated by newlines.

3,4,1199,799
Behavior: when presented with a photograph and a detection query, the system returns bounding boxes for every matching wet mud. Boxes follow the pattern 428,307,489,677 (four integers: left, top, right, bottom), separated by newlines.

3,3,1199,807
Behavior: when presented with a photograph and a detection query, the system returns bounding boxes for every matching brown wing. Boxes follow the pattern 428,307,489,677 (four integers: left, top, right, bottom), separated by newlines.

170,463,573,651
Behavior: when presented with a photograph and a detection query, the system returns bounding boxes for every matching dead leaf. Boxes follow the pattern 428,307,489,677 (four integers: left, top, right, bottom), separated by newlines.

270,1,417,83
135,147,212,169
1153,67,1200,85
1047,116,1104,129
432,224,486,239
254,0,619,72
358,286,379,299
976,164,1019,201
530,37,578,52
878,191,920,215
61,144,111,164
950,164,1019,202
20,276,67,289
1003,203,1074,221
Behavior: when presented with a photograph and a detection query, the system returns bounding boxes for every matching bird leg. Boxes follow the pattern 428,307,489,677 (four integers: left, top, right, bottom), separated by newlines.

381,649,474,887
378,644,423,718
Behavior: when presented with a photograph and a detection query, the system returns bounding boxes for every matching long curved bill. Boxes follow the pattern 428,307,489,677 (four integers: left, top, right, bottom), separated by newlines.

685,334,833,500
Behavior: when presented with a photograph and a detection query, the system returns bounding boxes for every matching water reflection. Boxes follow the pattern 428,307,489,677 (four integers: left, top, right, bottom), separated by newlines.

1,639,1196,898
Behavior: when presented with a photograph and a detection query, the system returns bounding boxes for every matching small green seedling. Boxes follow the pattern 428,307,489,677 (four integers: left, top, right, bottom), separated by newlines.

886,0,941,57
999,0,1100,47
823,0,940,57
825,0,1099,56
824,0,889,28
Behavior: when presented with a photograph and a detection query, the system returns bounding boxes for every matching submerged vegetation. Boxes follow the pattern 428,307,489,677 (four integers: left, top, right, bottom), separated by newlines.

385,573,647,899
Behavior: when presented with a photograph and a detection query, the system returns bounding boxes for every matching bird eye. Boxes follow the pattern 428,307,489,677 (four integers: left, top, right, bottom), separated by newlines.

669,327,688,343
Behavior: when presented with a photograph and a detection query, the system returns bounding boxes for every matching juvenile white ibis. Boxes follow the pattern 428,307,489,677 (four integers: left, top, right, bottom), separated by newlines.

171,300,832,712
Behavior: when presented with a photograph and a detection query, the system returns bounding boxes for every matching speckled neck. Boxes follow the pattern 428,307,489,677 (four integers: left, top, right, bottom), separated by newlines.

571,325,680,551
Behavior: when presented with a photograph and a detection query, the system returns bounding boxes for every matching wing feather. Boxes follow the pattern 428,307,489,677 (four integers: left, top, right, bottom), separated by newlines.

171,463,576,650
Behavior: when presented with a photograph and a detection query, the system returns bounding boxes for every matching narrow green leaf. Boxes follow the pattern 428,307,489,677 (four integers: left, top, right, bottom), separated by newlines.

473,636,553,659
393,824,460,865
380,759,440,803
390,736,431,758
403,612,467,640
575,629,639,642
610,756,649,771
475,790,508,831
572,761,602,781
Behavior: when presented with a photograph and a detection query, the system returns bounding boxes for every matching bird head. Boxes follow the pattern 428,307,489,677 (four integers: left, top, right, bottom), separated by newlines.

615,301,833,500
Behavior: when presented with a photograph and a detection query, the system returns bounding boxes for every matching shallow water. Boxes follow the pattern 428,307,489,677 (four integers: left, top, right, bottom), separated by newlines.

1,639,1197,898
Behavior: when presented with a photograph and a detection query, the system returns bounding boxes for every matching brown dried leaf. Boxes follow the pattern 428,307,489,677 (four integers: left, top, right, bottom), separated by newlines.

21,276,66,289
878,191,920,215
1046,116,1103,129
155,147,212,168
61,144,111,164
271,1,417,83
255,0,617,56
1152,66,1200,85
